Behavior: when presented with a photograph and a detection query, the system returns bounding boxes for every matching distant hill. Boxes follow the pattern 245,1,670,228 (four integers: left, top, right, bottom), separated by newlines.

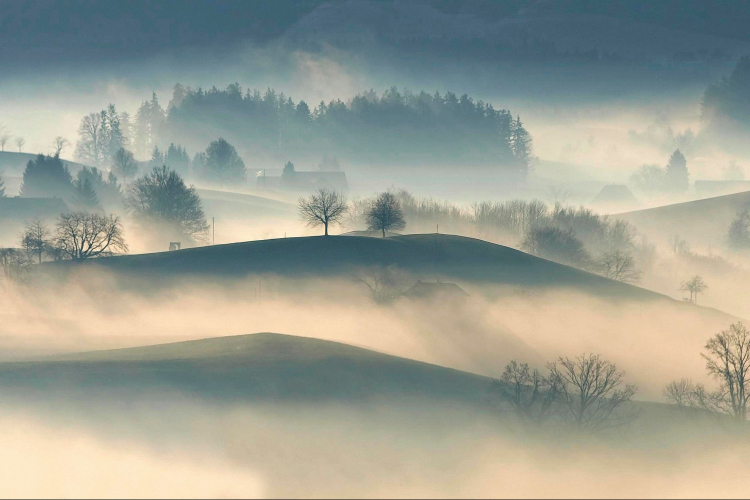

195,188,296,219
615,191,750,246
47,233,667,302
0,151,89,176
0,333,492,403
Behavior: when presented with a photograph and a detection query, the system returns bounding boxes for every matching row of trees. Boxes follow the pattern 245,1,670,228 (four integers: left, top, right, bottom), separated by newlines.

495,320,750,432
493,354,637,432
298,189,406,237
152,84,533,176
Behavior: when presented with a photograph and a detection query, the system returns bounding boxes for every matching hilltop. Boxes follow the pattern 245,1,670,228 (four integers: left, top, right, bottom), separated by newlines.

614,191,750,245
48,233,666,301
0,333,491,403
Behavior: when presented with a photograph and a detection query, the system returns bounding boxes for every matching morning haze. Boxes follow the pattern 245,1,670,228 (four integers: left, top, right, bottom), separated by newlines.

1,1,750,498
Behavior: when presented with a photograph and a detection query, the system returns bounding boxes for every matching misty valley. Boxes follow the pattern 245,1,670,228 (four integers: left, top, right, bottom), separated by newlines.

2,1,750,498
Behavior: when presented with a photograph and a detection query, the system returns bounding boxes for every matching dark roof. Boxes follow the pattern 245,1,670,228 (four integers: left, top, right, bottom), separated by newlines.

0,197,69,220
257,171,349,192
402,281,469,300
593,184,638,203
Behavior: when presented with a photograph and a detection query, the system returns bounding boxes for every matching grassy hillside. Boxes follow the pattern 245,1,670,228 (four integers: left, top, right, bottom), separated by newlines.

47,233,666,301
195,188,296,219
615,191,750,246
0,333,492,403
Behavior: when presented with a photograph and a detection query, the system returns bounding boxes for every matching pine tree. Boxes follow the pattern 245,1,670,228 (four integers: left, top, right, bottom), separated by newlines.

105,104,124,159
150,146,165,169
510,115,533,178
20,155,73,199
73,178,99,208
665,149,689,193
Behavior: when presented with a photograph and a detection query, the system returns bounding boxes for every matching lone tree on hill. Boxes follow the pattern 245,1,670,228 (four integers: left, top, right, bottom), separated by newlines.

548,353,638,431
366,192,406,237
53,137,70,156
15,137,25,153
298,188,348,236
681,275,708,305
0,130,11,152
125,165,210,243
54,212,127,260
20,219,51,263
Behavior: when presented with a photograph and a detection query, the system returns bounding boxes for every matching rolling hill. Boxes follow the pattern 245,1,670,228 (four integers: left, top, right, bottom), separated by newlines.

0,333,492,403
46,233,666,301
195,188,296,219
614,190,750,246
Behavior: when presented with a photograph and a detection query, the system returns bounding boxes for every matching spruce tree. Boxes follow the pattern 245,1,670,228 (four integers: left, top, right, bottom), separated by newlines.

73,178,99,208
665,149,689,193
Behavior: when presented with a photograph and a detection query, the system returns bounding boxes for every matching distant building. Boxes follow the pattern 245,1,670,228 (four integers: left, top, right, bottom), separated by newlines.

0,197,68,221
255,167,349,193
402,280,469,300
695,180,750,197
591,184,639,212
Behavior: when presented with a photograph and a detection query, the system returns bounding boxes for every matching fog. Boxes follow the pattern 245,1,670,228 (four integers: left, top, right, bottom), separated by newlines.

3,2,750,497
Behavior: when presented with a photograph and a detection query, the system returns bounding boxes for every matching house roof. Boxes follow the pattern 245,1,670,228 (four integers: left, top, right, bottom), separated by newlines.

0,197,68,220
402,280,469,300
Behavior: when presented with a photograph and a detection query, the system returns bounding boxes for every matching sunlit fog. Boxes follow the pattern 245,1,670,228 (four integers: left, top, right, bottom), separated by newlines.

2,1,750,498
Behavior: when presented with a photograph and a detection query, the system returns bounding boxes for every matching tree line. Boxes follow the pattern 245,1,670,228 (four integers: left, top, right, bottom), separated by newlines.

125,84,533,177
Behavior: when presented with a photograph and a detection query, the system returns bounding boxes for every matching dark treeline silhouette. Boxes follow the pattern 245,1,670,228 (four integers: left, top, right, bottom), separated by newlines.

157,84,532,175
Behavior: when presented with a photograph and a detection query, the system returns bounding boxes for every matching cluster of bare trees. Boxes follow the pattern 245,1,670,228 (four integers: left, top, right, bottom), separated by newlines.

493,354,638,432
1,214,127,284
665,322,749,423
680,275,708,305
298,189,407,237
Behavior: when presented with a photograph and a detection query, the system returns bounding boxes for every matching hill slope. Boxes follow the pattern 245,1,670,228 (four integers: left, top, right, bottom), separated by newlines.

49,233,665,301
615,191,750,246
0,333,492,403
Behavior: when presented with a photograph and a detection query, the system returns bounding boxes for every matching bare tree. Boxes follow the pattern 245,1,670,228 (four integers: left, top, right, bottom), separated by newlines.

366,192,406,237
597,249,641,283
0,134,11,152
663,379,701,409
20,219,51,264
670,234,690,254
548,354,638,431
112,147,138,184
15,137,25,153
702,322,750,421
53,137,70,156
492,360,561,425
355,265,410,304
0,248,32,284
75,113,104,165
664,324,750,423
680,275,708,305
125,165,209,243
53,213,127,260
298,189,348,236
